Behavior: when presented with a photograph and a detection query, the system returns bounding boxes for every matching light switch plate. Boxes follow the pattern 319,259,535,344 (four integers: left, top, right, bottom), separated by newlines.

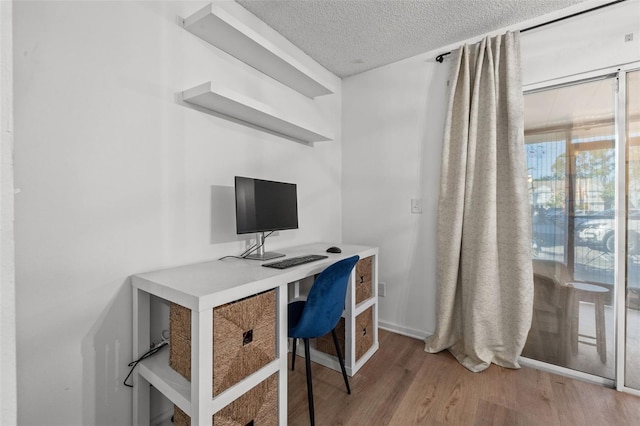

411,198,423,214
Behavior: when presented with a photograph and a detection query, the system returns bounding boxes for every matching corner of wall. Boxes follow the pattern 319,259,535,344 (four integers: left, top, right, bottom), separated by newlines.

1,0,17,423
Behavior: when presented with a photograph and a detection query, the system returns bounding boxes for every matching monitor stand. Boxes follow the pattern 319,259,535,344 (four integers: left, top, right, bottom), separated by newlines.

244,232,285,261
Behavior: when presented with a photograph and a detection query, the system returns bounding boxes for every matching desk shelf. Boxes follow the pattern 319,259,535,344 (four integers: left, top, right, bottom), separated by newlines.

138,350,191,414
181,82,333,143
182,3,335,99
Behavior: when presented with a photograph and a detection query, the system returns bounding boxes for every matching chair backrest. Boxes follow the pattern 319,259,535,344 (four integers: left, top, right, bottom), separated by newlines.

532,259,573,286
532,272,568,311
289,255,360,339
523,272,570,363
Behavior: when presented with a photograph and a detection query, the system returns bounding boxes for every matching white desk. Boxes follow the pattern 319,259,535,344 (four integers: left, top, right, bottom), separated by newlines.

131,242,379,425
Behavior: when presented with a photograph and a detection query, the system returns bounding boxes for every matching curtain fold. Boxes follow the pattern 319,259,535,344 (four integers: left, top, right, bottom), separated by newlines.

424,32,533,372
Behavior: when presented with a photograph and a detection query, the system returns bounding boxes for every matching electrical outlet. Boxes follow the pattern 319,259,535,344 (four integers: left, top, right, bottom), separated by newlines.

378,282,386,297
625,33,634,42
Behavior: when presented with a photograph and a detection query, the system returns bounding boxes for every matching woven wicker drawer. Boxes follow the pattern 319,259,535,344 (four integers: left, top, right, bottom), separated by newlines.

354,306,374,359
169,290,277,396
173,373,278,425
355,256,373,304
315,306,374,361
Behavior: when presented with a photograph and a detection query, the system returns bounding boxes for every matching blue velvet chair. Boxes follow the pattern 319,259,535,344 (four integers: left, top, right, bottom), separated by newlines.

288,255,359,426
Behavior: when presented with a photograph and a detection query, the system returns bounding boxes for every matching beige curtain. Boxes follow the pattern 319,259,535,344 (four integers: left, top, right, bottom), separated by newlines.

424,32,533,372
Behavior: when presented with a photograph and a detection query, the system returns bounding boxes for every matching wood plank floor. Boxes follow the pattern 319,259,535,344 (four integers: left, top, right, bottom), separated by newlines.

287,330,640,425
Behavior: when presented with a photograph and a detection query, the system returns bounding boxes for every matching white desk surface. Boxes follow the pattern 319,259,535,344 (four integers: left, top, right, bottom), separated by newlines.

132,242,377,311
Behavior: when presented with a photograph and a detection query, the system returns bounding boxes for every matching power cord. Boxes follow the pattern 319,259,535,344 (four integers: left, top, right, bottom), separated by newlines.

124,332,169,388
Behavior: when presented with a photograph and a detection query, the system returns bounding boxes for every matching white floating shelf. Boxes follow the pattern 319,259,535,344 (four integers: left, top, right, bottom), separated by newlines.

182,82,334,143
182,3,335,99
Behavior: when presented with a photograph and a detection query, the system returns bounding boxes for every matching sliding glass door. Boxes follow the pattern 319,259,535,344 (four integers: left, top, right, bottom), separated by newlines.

522,68,640,390
522,76,617,380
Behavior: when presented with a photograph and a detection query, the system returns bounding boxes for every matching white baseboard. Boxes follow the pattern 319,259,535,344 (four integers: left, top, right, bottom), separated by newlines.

378,320,431,341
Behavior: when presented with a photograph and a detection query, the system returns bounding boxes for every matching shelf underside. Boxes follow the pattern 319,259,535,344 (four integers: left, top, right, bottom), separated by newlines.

182,82,334,143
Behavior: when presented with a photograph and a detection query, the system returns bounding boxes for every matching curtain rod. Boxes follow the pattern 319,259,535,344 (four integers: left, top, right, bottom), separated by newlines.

435,0,627,63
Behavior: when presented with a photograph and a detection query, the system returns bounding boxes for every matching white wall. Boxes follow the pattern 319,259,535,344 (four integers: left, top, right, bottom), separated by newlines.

342,0,640,339
13,1,341,425
342,55,449,338
1,0,17,424
521,0,640,85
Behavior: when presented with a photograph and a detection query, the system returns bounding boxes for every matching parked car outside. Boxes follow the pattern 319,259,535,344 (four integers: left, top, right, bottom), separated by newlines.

531,207,589,248
577,209,640,254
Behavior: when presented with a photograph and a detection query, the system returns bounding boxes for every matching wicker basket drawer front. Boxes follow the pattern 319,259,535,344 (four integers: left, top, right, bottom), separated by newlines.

315,306,374,361
173,373,278,426
169,290,277,396
354,306,374,360
355,256,373,304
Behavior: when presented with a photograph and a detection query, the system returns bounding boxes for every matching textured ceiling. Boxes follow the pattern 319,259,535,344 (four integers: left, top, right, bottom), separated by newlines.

237,0,587,78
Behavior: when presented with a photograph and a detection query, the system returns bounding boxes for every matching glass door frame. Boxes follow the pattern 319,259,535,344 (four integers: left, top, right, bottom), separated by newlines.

615,64,640,397
522,62,640,395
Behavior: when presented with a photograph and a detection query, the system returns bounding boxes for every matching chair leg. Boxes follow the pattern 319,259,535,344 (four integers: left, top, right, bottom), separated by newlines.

303,338,315,426
331,328,351,395
291,337,298,371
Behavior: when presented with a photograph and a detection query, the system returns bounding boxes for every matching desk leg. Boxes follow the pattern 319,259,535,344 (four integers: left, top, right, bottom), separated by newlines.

278,285,288,426
132,288,150,426
133,375,150,426
192,309,213,425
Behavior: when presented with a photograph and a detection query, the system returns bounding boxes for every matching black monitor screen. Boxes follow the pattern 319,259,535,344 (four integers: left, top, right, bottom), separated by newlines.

235,176,299,235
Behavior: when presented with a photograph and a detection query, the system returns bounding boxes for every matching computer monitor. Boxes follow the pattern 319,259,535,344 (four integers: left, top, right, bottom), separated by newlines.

235,176,298,260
